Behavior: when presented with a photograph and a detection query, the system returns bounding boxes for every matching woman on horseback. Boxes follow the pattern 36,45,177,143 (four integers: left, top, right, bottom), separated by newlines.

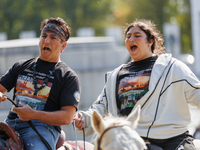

74,19,198,150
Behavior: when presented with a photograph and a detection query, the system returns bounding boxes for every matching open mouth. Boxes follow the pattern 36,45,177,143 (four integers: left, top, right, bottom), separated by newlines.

130,45,137,51
43,47,51,51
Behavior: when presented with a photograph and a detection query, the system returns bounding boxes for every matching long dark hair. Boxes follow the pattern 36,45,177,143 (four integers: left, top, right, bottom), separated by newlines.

125,19,165,55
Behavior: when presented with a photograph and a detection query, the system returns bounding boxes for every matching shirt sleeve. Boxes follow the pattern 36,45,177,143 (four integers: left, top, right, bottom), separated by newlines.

59,72,81,110
0,62,19,92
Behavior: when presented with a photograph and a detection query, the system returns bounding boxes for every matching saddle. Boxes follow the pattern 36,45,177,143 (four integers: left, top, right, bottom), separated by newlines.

0,122,24,150
0,122,66,150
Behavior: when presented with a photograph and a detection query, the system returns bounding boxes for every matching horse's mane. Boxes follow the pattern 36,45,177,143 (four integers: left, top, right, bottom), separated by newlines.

103,114,133,127
90,115,132,142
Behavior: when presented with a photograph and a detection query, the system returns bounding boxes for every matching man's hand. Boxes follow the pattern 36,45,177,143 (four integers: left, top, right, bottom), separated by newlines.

0,92,7,103
13,103,35,121
73,112,84,130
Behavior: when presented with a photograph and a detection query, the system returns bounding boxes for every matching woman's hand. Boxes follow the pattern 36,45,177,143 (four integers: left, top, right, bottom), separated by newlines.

73,112,84,130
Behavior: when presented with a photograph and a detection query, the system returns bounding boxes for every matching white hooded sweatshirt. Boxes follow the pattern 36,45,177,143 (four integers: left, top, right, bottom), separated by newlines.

77,53,200,139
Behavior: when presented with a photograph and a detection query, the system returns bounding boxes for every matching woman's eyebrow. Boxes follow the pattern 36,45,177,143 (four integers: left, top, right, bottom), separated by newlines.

126,31,142,35
134,32,142,34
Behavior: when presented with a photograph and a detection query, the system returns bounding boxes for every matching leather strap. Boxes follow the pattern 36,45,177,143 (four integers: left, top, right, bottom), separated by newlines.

27,121,52,150
4,95,52,150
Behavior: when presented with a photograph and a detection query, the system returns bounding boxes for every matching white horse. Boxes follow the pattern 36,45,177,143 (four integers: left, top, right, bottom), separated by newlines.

91,105,147,150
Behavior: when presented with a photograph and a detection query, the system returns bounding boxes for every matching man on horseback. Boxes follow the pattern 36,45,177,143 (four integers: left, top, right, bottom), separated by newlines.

0,17,80,150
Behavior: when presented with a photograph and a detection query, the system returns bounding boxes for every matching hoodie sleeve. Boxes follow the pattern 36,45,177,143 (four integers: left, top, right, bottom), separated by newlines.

174,60,200,108
76,86,108,136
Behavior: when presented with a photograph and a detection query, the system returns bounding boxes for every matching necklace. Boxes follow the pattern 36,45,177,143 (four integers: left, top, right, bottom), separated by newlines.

31,58,60,95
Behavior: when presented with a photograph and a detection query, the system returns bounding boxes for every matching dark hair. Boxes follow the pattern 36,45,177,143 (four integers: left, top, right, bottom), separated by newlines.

124,19,165,55
40,17,71,41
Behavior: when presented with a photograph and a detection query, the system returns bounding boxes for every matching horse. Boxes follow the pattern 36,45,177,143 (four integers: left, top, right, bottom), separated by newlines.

91,105,200,150
1,104,200,150
91,105,147,150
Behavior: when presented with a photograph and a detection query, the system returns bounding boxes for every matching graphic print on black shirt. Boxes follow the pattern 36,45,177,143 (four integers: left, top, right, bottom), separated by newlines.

0,58,80,125
118,69,150,111
15,73,53,110
117,56,158,116
11,58,57,111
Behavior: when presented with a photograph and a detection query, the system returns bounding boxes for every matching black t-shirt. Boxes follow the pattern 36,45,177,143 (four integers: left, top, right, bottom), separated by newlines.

116,56,158,116
0,58,80,131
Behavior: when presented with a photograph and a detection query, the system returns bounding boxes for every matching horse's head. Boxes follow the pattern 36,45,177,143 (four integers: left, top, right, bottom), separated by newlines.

91,105,147,150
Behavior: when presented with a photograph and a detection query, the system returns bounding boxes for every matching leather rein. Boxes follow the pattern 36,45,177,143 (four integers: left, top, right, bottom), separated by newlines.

97,124,131,150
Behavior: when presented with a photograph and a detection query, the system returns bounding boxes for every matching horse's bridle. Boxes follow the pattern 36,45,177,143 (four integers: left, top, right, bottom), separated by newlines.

97,124,131,150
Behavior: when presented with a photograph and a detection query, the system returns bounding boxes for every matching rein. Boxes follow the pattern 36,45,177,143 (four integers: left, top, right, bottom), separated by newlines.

4,95,52,150
97,124,131,150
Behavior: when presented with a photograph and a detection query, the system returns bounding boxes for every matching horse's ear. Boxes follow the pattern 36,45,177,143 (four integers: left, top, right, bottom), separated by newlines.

91,111,105,134
126,105,141,128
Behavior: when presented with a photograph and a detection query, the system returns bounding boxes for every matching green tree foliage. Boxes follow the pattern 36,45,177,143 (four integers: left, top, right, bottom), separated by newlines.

0,0,113,39
112,0,167,32
111,0,191,53
163,0,192,53
0,0,192,53
60,0,113,36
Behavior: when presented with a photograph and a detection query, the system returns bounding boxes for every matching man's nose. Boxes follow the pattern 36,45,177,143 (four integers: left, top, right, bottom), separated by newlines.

44,36,50,43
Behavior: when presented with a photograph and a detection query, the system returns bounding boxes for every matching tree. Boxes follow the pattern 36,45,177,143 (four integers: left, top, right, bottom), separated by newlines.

0,0,113,39
111,0,167,33
111,0,191,53
163,0,192,53
0,0,192,54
